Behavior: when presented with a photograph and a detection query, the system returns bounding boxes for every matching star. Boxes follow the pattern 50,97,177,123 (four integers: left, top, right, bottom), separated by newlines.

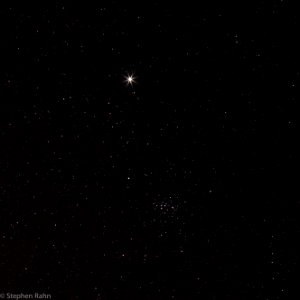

124,73,136,86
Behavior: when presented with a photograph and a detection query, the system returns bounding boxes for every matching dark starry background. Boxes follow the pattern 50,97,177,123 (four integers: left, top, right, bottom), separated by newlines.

0,1,298,299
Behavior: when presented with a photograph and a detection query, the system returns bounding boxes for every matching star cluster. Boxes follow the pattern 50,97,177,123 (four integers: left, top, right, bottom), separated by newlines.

0,2,298,299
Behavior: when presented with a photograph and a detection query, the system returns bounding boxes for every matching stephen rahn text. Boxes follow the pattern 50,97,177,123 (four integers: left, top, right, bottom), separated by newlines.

5,293,51,299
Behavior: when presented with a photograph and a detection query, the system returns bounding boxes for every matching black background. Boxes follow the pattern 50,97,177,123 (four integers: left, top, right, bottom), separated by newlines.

0,1,298,299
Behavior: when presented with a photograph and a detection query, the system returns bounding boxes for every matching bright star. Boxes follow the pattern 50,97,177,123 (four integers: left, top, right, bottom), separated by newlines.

125,73,136,86
127,76,134,84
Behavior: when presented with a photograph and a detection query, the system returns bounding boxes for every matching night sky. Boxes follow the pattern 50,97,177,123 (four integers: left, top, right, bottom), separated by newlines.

0,2,298,299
